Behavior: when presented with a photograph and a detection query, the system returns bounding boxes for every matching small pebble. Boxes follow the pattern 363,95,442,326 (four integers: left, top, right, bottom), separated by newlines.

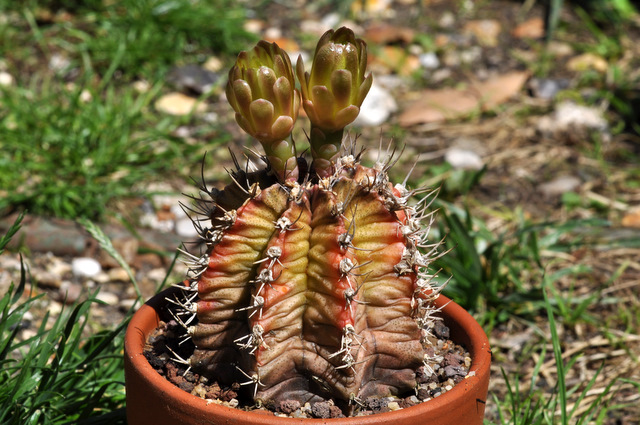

72,257,102,278
419,52,440,70
118,298,137,312
387,401,401,411
539,175,581,197
0,71,14,86
353,82,397,127
96,291,120,306
108,267,131,282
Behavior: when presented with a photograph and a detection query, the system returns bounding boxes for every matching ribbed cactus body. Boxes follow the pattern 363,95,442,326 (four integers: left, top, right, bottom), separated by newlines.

182,156,437,409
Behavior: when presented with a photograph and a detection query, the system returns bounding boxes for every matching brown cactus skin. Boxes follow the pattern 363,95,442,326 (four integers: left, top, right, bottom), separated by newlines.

170,27,444,415
176,150,441,413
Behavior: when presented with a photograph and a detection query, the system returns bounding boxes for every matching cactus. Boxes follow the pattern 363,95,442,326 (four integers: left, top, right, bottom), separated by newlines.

172,27,446,413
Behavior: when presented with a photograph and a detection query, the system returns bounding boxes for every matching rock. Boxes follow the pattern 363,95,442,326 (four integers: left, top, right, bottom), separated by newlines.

528,78,570,100
278,400,301,414
108,267,131,282
93,272,110,284
167,64,219,95
96,291,120,306
539,176,581,197
58,281,83,304
0,71,14,86
175,217,199,238
311,402,332,419
439,11,456,28
71,257,102,279
445,147,484,170
463,19,501,47
119,298,137,312
419,52,440,70
33,269,62,289
99,237,139,269
133,79,151,93
202,56,223,73
567,53,608,73
46,257,72,279
537,101,608,134
148,267,169,283
49,53,71,72
387,401,401,411
353,81,397,127
546,41,574,57
443,365,467,381
433,320,450,339
155,92,206,116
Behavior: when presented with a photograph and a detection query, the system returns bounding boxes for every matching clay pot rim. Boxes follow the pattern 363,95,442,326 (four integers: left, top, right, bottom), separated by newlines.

125,286,491,423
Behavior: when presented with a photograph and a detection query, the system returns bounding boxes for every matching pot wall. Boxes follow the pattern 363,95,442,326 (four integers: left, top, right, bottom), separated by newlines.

124,287,491,424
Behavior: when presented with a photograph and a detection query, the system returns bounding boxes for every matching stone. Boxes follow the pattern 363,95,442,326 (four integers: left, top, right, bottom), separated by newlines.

0,71,14,86
202,56,223,73
118,298,137,312
419,52,440,70
537,101,608,134
445,147,484,170
108,267,131,282
167,64,219,95
175,217,199,238
58,281,83,304
463,19,501,47
33,269,62,289
71,257,102,279
529,78,570,100
96,291,120,306
155,92,206,116
539,176,581,197
353,81,397,127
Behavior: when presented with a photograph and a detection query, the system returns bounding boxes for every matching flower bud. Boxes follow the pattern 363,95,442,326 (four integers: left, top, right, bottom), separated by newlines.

296,27,372,132
226,41,300,181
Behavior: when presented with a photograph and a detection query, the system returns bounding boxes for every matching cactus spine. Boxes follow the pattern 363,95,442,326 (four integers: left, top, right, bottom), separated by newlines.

172,27,446,412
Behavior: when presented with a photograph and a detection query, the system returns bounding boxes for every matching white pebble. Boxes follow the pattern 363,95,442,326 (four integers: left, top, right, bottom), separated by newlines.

353,82,397,127
175,217,199,238
419,52,440,70
445,147,484,170
71,257,102,278
0,71,14,86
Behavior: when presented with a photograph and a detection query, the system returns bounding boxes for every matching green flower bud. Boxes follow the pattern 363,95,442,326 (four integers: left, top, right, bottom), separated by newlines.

226,41,301,181
296,27,372,132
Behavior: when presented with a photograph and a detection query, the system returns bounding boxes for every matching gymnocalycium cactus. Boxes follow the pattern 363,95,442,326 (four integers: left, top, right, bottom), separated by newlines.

173,27,446,413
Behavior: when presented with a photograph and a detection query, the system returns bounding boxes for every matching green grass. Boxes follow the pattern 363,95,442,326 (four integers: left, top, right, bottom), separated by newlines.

0,214,127,424
0,0,253,221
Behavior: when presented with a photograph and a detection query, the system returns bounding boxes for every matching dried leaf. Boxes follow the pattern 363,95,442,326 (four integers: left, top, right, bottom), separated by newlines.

398,71,529,126
511,17,545,39
364,23,415,44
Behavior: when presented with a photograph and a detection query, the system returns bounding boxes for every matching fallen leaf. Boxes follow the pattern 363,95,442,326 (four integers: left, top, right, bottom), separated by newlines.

567,53,608,73
472,71,530,108
511,17,544,39
155,92,206,116
398,88,479,126
398,71,529,126
370,46,420,76
622,210,640,228
364,23,415,44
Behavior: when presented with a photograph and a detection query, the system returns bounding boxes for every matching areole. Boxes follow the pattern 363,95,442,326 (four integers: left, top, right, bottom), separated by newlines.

124,286,491,425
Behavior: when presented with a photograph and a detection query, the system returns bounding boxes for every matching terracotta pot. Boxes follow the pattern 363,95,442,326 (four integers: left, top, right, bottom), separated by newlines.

124,287,491,424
